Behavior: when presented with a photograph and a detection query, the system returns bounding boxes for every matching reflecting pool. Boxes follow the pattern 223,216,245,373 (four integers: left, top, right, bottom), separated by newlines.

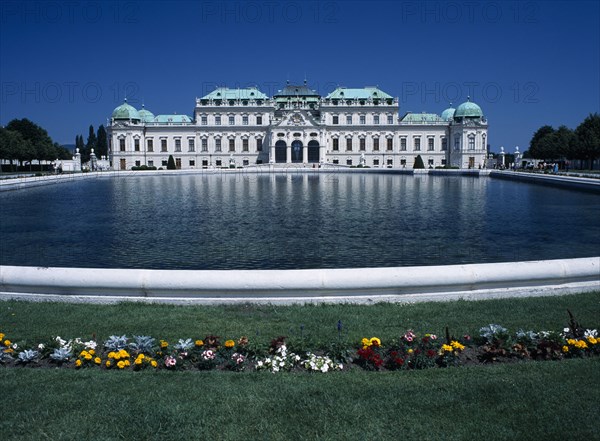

1,173,599,269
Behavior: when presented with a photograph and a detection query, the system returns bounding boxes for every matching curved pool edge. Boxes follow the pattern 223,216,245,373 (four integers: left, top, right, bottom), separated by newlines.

1,257,598,305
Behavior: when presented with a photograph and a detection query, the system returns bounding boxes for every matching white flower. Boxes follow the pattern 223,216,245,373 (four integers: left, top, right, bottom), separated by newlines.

321,365,329,373
55,336,67,346
37,343,45,350
584,329,598,338
84,340,97,350
563,327,571,333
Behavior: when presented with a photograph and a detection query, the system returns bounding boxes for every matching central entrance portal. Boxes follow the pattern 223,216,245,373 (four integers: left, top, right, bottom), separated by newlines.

291,140,303,163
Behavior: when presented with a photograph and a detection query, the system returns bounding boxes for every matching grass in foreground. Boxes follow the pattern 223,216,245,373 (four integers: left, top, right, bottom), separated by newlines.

1,293,599,440
1,359,598,440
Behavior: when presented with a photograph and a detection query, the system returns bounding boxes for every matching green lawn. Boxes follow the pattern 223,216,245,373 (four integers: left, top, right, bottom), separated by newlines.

1,293,599,440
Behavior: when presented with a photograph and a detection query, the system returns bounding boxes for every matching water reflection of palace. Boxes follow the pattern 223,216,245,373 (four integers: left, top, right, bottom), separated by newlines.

108,81,488,171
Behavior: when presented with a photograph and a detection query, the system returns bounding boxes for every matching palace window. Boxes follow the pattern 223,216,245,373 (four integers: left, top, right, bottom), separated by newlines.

428,158,434,166
242,139,249,152
215,139,222,152
189,160,195,167
360,115,366,124
346,115,352,125
119,139,125,152
229,116,234,125
387,138,393,151
468,136,475,150
201,139,208,152
135,160,140,167
243,159,249,166
400,138,407,151
162,160,168,167
428,138,434,151
256,138,263,151
215,116,221,125
201,116,207,125
148,160,154,167
359,138,365,151
441,138,447,151
134,139,140,151
373,138,379,151
147,139,153,152
346,138,352,151
373,158,379,166
229,139,235,152
454,136,460,150
161,139,167,152
175,139,181,152
387,158,393,166
332,139,339,151
414,138,421,151
332,159,339,165
374,115,379,124
242,116,248,125
333,116,339,125
257,116,262,125
347,159,353,166
387,115,393,124
216,159,222,167
188,139,195,152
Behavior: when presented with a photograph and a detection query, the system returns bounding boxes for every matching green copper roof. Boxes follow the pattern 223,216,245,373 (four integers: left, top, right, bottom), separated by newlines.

454,97,483,118
274,82,320,97
400,112,446,123
112,99,140,120
138,105,155,123
153,114,192,123
325,87,392,100
202,87,268,100
441,106,456,120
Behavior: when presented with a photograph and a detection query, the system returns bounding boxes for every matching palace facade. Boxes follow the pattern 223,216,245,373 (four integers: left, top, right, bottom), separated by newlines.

108,82,488,170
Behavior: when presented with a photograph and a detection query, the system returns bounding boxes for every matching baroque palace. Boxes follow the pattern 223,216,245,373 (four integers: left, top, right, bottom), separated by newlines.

108,82,488,170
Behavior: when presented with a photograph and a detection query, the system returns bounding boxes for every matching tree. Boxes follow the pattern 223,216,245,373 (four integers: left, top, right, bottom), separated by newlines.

574,113,600,169
6,118,54,169
96,125,108,158
413,154,424,169
83,125,97,163
528,125,555,159
75,134,85,153
167,155,176,170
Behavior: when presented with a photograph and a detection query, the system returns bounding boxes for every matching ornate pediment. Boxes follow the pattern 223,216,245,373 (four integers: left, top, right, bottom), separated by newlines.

277,111,320,127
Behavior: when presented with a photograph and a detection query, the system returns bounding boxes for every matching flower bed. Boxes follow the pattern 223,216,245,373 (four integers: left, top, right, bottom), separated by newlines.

1,315,598,372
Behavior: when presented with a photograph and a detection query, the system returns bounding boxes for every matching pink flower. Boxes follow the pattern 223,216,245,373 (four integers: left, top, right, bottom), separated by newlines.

165,356,176,367
202,350,215,360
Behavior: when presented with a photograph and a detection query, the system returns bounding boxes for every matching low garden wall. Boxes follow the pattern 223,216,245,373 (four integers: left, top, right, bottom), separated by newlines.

0,257,598,304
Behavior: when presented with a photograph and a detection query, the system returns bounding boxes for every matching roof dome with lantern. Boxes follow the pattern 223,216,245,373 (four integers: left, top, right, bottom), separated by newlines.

111,99,140,121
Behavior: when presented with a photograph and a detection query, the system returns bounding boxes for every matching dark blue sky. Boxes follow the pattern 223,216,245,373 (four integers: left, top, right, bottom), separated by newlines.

1,0,599,152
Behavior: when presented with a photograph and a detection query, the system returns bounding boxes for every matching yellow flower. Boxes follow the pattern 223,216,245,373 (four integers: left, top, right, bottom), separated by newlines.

441,344,453,352
451,341,465,351
117,361,125,369
361,338,370,347
0,333,4,341
80,350,88,357
407,349,414,354
89,349,95,355
75,359,82,367
84,353,92,361
567,339,576,345
4,340,11,346
562,346,569,353
107,351,116,359
369,337,381,347
94,357,101,364
151,360,158,368
124,360,130,367
195,340,204,347
225,340,235,348
160,340,168,349
574,340,588,349
135,358,143,365
105,360,112,368
119,349,129,358
587,337,597,345
136,354,145,361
